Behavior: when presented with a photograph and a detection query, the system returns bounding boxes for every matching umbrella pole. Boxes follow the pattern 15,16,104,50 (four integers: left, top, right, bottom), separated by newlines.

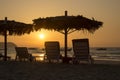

4,30,7,61
64,29,67,58
62,28,70,63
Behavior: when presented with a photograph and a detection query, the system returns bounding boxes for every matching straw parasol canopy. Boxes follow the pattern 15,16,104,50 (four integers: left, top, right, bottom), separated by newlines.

33,11,103,59
0,17,33,61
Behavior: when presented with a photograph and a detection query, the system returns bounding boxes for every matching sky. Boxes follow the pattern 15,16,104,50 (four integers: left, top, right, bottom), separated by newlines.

0,0,120,48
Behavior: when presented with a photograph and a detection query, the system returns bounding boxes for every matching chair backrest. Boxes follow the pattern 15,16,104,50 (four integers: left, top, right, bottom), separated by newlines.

72,39,90,59
15,47,30,59
45,41,60,60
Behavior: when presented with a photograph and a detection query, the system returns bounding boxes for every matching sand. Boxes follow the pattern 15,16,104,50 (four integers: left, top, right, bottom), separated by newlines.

0,60,120,80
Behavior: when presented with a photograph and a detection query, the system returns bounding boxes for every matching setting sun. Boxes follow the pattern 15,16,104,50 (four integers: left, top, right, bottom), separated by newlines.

39,34,44,39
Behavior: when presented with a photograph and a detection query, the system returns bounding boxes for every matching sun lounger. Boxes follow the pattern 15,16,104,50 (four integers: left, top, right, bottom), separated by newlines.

15,47,35,61
44,41,61,63
72,39,94,64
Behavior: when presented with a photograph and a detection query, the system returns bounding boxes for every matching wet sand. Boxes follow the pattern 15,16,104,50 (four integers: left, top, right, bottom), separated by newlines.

0,60,120,80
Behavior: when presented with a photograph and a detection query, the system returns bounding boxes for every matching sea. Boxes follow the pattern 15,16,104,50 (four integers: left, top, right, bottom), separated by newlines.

0,46,120,61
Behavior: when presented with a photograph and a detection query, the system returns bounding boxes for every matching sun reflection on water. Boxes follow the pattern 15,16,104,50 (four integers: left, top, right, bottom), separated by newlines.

32,53,45,61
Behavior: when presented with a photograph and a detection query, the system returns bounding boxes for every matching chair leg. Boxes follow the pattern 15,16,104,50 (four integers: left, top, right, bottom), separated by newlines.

72,58,79,64
15,56,18,61
88,56,94,64
91,58,94,64
88,58,94,64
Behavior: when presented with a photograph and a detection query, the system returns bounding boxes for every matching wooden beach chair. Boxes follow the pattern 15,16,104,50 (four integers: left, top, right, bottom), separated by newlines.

44,41,61,63
15,47,34,61
72,39,94,64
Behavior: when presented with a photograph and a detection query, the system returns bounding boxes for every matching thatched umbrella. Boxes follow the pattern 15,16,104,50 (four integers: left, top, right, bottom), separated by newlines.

33,11,103,60
0,17,33,61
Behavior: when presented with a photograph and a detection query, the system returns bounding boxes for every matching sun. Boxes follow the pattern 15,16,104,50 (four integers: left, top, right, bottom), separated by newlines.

39,34,44,39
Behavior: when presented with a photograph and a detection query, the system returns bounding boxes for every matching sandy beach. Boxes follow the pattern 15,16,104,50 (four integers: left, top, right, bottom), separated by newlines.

0,60,120,80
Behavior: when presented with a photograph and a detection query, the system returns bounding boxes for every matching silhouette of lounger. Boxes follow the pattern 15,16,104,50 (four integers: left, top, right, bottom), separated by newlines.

15,47,34,61
44,41,61,63
72,39,94,64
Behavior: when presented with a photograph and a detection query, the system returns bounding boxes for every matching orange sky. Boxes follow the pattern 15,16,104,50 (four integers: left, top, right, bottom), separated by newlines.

0,0,120,47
